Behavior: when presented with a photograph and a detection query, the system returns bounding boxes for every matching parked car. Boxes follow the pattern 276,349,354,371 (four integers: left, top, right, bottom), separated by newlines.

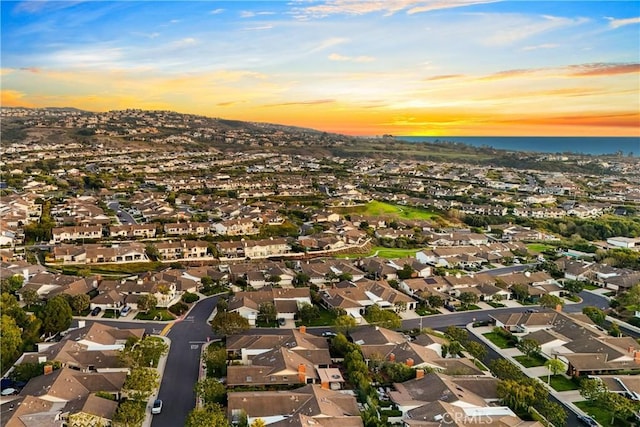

577,414,598,426
322,331,337,338
151,399,163,414
1,388,17,396
120,306,131,317
525,308,539,313
90,307,102,316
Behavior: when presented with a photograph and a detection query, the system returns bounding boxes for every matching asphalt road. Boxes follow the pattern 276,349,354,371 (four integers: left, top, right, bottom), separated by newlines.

108,200,137,225
151,296,220,427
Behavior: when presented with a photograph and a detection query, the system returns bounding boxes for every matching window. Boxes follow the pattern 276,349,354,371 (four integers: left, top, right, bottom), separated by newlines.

246,376,252,382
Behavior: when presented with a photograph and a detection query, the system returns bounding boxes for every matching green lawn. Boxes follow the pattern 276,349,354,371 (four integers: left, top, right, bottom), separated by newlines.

134,308,174,321
296,308,338,327
335,246,419,259
574,401,626,427
584,283,600,290
514,354,547,368
539,375,579,391
487,301,506,308
415,307,440,316
51,261,164,276
456,304,481,311
483,332,514,349
336,201,440,220
526,243,556,253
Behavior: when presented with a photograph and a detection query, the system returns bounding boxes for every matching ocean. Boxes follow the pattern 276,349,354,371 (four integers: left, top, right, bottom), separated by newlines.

397,136,640,156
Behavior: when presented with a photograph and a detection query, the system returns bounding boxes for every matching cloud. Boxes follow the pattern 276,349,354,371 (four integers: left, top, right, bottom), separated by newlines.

522,43,559,51
240,10,276,18
309,38,349,53
481,14,589,46
263,99,335,107
328,53,375,62
568,62,640,77
209,8,225,15
1,90,33,107
607,16,640,29
291,0,500,19
132,31,160,39
243,25,274,31
170,38,197,48
425,74,466,81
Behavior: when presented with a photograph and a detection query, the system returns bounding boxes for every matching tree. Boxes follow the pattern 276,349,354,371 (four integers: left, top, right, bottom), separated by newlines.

497,379,537,412
562,279,584,295
145,243,160,261
582,306,606,325
121,337,169,369
250,419,266,427
1,275,23,294
489,359,525,381
136,294,157,313
258,302,277,324
211,311,250,336
1,314,23,371
334,315,357,335
70,293,91,313
40,295,73,336
580,378,607,402
446,340,463,358
364,304,401,329
185,406,230,427
603,391,635,425
539,294,563,309
459,291,479,308
293,273,310,287
113,399,146,427
21,289,40,307
517,338,541,358
123,367,159,401
466,341,487,362
536,399,568,427
621,284,640,311
204,346,228,377
397,264,414,280
544,358,566,383
427,294,444,308
298,303,320,324
609,321,622,337
445,326,468,345
195,378,227,406
511,283,529,301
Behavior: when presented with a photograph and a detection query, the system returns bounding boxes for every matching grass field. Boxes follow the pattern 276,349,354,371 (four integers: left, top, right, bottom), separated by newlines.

514,354,547,368
574,401,623,427
134,309,174,321
335,246,419,259
336,201,440,220
526,243,556,253
482,332,514,349
539,375,579,392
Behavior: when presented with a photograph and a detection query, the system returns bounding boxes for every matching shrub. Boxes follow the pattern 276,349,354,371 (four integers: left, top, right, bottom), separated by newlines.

168,301,189,315
181,292,200,304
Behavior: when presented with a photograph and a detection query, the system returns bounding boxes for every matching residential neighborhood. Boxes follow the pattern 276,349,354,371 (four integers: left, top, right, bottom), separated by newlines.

1,107,640,427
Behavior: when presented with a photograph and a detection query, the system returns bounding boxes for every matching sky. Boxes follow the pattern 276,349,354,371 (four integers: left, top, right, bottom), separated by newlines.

1,0,639,137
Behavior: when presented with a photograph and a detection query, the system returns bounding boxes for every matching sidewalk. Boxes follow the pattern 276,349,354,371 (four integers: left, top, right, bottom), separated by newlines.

141,334,171,427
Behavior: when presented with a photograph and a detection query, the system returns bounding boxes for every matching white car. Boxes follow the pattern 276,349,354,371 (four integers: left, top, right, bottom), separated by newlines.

1,388,17,396
151,399,162,414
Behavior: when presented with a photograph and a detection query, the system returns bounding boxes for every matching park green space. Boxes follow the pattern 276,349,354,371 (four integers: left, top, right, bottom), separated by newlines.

335,201,440,220
526,243,556,253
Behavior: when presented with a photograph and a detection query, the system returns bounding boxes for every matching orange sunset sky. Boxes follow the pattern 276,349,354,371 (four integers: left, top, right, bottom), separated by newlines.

1,0,639,137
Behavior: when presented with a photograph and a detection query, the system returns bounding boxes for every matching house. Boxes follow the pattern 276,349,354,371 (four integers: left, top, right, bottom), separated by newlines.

52,225,102,243
109,224,156,239
227,287,311,325
18,272,97,301
227,384,363,427
155,240,209,260
163,221,210,236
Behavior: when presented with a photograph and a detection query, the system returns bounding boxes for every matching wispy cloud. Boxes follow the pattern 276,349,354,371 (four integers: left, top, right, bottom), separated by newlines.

243,25,274,31
328,53,375,62
264,99,335,107
522,43,559,51
607,16,640,29
209,8,225,15
132,31,160,39
240,10,276,18
425,74,466,81
480,14,589,46
291,0,501,19
309,38,349,53
568,62,640,77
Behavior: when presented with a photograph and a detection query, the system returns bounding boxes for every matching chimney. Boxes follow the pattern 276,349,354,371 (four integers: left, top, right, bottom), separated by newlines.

635,351,640,361
389,353,396,362
299,325,306,334
406,358,414,367
416,369,424,379
321,382,329,390
298,364,306,383
555,303,562,312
